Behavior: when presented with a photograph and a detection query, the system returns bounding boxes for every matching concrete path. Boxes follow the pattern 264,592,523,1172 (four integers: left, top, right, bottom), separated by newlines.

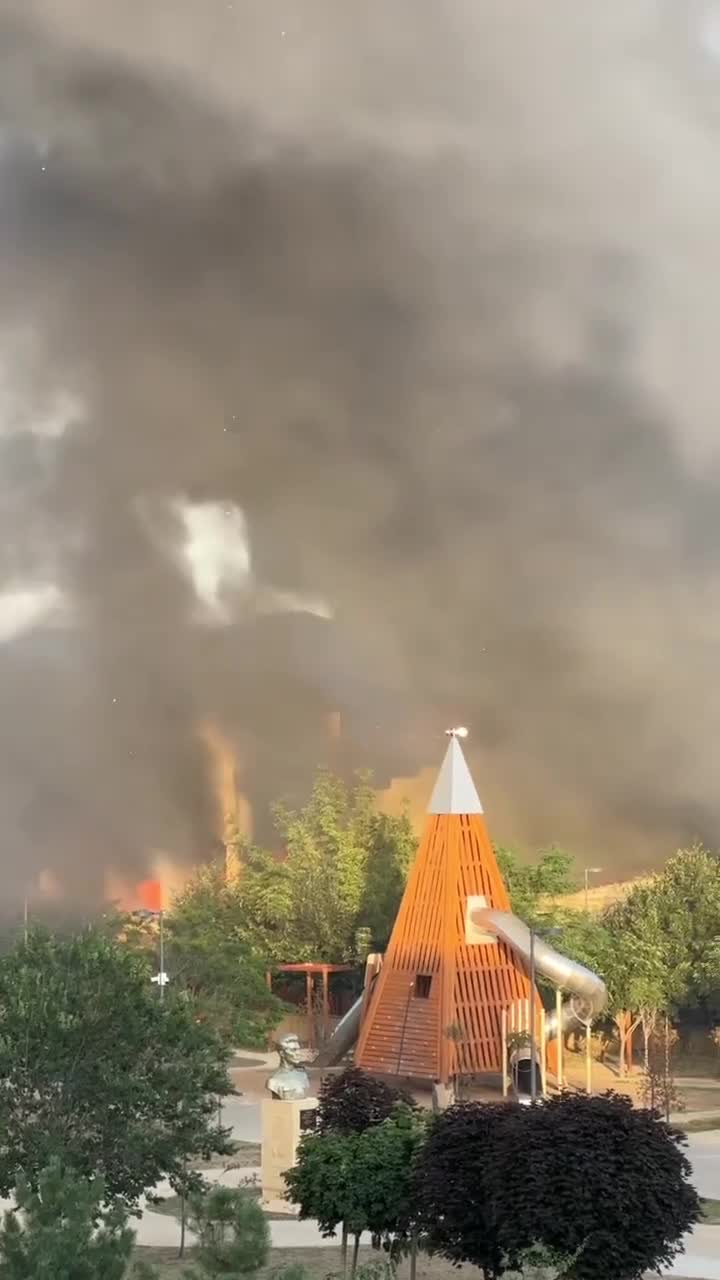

664,1225,720,1279
219,1096,262,1144
674,1110,720,1123
686,1132,720,1199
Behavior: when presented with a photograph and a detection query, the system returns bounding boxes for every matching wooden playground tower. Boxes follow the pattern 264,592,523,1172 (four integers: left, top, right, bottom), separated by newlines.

356,729,551,1086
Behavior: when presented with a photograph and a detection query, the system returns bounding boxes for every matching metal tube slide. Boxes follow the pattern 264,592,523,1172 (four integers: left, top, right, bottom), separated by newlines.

313,993,364,1067
472,907,607,1037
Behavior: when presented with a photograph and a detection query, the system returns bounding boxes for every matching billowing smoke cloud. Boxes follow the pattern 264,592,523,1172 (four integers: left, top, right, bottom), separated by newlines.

1,0,720,903
0,584,66,643
150,497,332,624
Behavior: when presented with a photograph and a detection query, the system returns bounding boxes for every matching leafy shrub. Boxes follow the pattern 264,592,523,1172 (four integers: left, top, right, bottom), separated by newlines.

317,1068,415,1135
414,1092,701,1280
186,1185,270,1277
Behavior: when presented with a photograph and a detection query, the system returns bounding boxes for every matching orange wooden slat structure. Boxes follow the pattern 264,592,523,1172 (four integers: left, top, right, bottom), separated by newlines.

355,731,546,1084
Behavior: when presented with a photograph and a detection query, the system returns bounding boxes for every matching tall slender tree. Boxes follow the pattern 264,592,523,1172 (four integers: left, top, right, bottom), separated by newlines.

273,769,414,961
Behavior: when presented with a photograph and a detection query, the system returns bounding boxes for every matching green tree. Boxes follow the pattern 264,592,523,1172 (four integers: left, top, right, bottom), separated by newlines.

358,812,416,950
283,1129,359,1273
274,770,414,962
284,1111,424,1280
351,1109,426,1264
184,1185,269,1278
633,846,720,1011
603,890,674,1070
556,898,672,1073
0,1159,147,1280
414,1093,700,1280
168,863,285,1046
495,846,576,923
236,846,295,963
0,929,232,1207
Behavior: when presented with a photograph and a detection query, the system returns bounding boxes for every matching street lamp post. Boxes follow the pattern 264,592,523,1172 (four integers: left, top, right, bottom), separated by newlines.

529,923,562,1104
584,866,603,913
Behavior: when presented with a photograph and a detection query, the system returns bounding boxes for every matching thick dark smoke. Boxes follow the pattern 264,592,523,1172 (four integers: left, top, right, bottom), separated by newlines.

1,0,720,901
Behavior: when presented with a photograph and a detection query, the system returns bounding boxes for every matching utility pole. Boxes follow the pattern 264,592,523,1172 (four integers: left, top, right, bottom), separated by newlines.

159,909,165,1002
529,924,562,1103
584,866,603,912
529,927,537,1102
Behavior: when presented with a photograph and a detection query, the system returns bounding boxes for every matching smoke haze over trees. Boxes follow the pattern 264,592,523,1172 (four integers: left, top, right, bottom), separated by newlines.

2,2,720,898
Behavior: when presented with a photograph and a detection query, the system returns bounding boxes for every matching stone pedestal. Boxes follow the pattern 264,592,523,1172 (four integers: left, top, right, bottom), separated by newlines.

261,1096,318,1211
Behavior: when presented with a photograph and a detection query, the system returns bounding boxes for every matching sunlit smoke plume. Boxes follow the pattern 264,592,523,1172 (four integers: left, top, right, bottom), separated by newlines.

147,497,333,625
2,1,720,899
198,721,253,884
0,583,65,643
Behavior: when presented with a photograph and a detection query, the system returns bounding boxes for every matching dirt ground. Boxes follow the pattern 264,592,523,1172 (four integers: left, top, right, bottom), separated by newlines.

133,1246,442,1279
132,1245,698,1280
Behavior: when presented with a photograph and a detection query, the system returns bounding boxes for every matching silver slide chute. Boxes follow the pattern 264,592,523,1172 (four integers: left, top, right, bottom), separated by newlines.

471,906,607,1038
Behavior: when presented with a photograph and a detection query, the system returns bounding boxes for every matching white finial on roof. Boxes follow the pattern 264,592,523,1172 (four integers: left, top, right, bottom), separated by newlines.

429,728,483,815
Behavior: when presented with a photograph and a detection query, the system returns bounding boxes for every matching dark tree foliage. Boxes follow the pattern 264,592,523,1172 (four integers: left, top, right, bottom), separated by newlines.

0,930,233,1208
316,1067,416,1136
414,1092,700,1280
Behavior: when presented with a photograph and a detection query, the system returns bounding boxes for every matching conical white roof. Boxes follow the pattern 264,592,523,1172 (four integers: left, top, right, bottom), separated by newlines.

428,734,483,815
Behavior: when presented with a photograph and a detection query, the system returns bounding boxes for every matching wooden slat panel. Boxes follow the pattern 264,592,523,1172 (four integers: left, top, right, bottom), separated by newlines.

356,801,544,1081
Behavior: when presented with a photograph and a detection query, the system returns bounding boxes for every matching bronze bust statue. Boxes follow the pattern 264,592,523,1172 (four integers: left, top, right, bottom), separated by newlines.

266,1033,310,1100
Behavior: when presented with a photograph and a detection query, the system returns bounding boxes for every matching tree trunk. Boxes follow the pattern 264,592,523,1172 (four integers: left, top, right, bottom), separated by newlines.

179,1192,186,1259
351,1233,361,1279
664,1014,671,1123
341,1223,349,1279
627,1021,634,1073
410,1231,418,1280
614,1011,628,1076
178,1154,188,1260
641,1012,656,1073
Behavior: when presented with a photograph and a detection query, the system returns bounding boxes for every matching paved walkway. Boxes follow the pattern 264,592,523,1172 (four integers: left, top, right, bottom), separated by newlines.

664,1226,720,1279
685,1131,720,1199
672,1110,720,1124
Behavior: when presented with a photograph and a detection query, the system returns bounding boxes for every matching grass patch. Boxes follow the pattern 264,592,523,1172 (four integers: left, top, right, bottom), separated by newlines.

678,1117,720,1133
150,1183,294,1225
130,1249,503,1280
701,1198,720,1223
187,1139,260,1171
132,1246,703,1280
133,1245,375,1280
150,1195,183,1220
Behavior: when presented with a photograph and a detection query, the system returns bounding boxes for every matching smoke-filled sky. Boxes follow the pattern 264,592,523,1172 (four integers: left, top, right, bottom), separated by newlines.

2,0,720,900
